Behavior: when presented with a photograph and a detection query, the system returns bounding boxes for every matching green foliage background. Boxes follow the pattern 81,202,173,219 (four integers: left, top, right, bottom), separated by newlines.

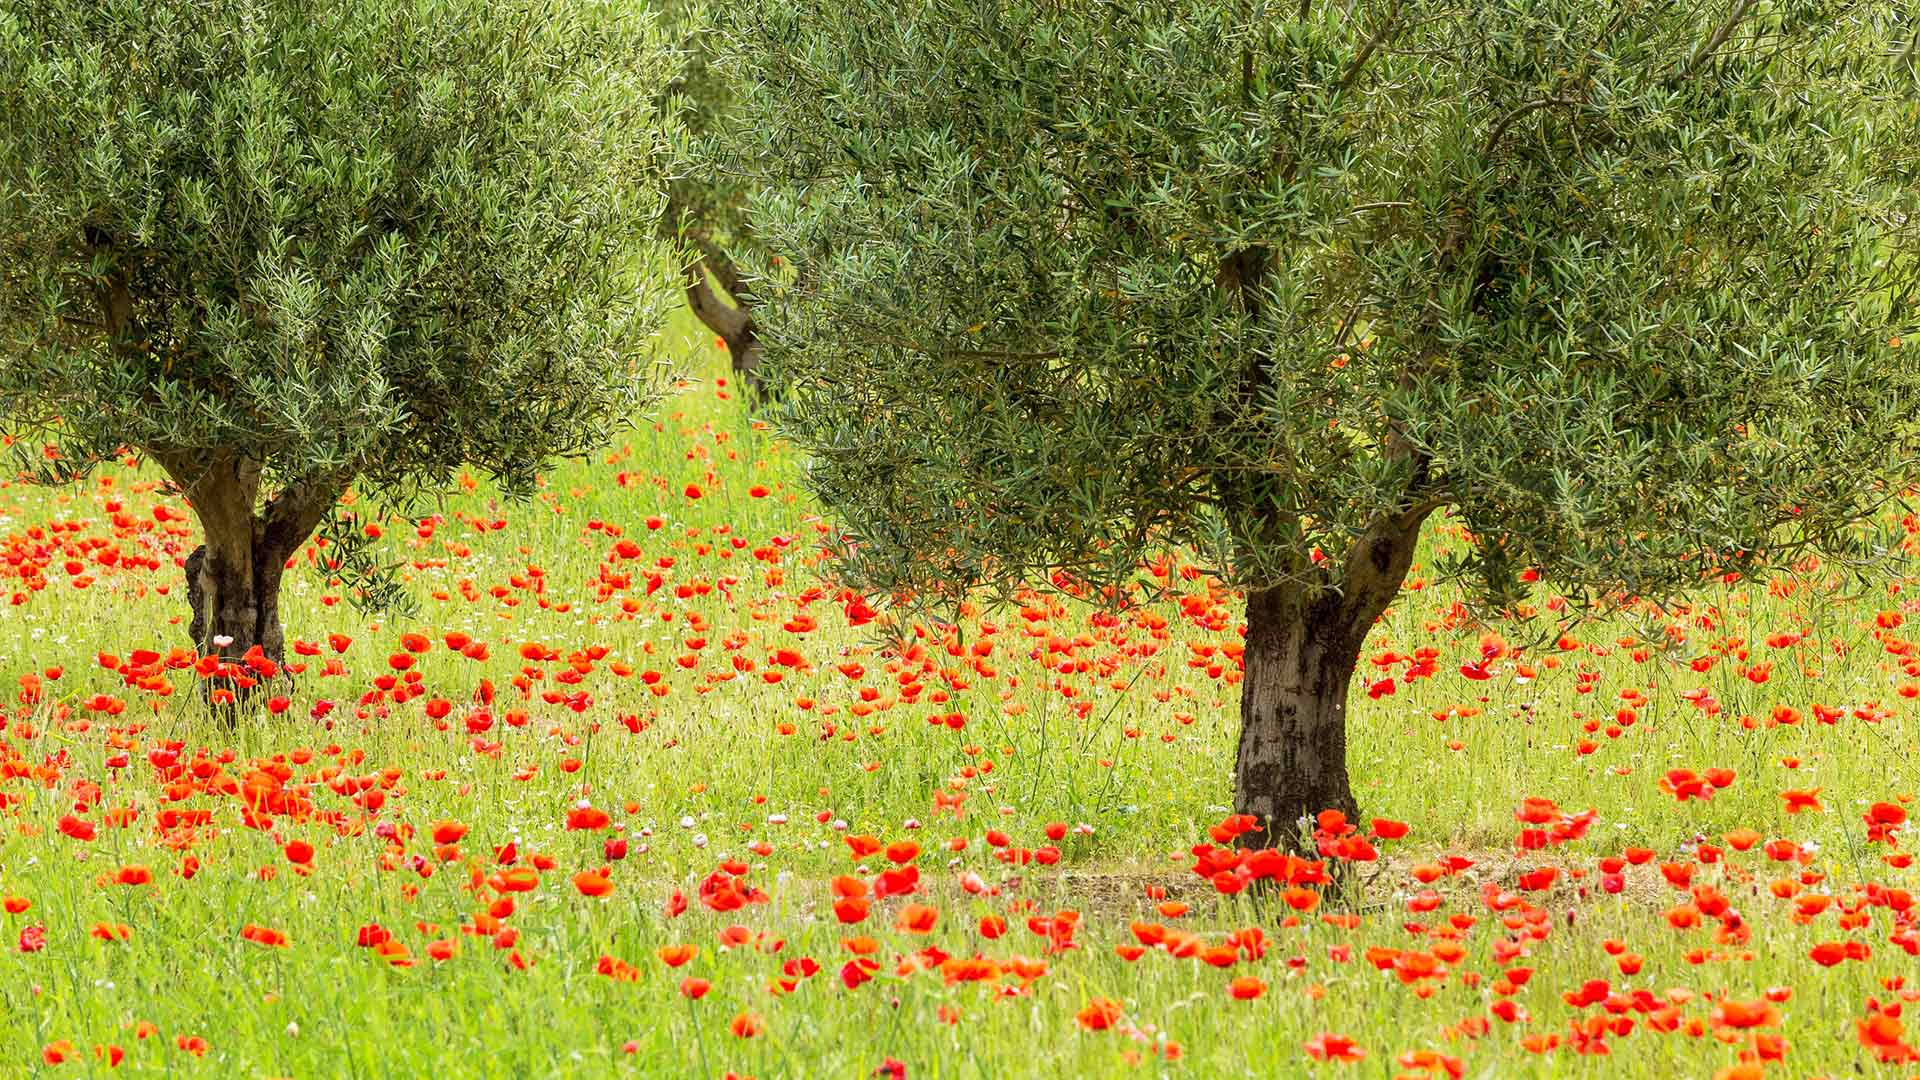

715,0,1920,612
0,0,681,503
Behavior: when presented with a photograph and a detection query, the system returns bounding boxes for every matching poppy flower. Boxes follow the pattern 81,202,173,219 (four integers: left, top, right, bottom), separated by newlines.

1710,999,1779,1029
1075,998,1122,1031
241,924,288,948
1370,818,1410,840
1781,788,1824,813
840,959,877,989
566,806,611,831
1228,976,1267,1000
573,870,615,898
1304,1033,1365,1062
894,904,937,934
1859,1012,1914,1061
1808,941,1848,966
729,1012,763,1038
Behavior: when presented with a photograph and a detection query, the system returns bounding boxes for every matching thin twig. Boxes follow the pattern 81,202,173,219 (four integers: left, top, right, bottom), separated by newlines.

1678,0,1757,81
1330,293,1366,353
1335,0,1404,92
1482,97,1582,155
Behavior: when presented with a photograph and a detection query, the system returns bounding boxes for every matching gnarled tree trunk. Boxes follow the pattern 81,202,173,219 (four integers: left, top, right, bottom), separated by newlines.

1232,512,1429,851
157,451,342,700
1232,586,1365,847
663,185,767,396
685,255,764,395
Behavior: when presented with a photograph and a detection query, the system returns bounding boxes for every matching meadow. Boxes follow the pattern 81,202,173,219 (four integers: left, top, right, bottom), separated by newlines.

2,321,1918,1078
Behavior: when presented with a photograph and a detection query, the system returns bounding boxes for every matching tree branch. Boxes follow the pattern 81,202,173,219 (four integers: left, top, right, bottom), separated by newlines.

1678,0,1757,82
1482,97,1582,155
845,336,1063,362
1329,293,1365,354
260,471,351,558
1336,0,1404,92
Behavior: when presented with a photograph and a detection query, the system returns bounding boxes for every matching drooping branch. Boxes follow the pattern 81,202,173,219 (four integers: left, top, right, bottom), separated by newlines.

1482,96,1583,155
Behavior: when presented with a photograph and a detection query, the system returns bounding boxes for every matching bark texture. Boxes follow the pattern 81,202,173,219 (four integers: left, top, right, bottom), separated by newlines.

157,451,342,698
685,257,763,394
1232,511,1428,851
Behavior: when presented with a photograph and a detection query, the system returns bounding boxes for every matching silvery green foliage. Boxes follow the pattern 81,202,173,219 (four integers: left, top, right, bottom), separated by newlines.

660,0,767,390
0,0,679,501
663,0,753,268
718,0,1919,610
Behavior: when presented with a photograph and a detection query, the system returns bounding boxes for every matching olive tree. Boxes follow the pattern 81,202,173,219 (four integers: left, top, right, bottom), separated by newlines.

718,1,1920,846
662,0,765,391
0,0,679,685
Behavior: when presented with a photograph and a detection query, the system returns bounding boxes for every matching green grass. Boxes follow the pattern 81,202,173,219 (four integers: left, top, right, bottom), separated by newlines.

1,317,1918,1077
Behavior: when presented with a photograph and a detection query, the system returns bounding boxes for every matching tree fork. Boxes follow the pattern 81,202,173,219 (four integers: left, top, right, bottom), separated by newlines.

162,452,342,700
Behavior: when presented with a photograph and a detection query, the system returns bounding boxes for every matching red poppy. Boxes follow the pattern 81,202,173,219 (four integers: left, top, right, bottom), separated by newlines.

573,869,615,898
894,904,937,934
1228,976,1267,1000
729,1012,764,1038
1304,1033,1365,1062
1075,998,1122,1031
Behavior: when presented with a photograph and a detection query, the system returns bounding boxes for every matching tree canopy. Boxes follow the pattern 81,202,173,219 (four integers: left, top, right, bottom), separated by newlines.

716,0,1920,842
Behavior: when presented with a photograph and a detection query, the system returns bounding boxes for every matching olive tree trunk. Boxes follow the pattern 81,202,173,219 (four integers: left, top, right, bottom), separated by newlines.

1232,586,1364,844
1232,513,1427,851
664,187,766,396
685,255,764,394
157,451,342,696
